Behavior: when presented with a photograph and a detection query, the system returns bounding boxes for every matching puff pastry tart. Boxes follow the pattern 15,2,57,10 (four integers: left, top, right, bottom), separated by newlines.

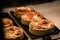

29,19,55,36
4,26,24,40
14,6,35,18
2,18,13,27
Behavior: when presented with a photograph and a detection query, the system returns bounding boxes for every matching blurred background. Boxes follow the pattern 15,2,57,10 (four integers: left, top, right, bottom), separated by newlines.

0,0,55,8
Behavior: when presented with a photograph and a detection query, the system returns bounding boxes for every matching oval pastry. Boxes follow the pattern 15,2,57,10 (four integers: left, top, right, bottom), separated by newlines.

4,26,24,40
2,18,13,27
14,6,35,18
29,19,55,36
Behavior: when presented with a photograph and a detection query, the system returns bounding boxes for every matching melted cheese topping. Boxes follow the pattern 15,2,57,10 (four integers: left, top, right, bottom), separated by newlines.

30,19,54,30
33,15,40,21
21,12,43,22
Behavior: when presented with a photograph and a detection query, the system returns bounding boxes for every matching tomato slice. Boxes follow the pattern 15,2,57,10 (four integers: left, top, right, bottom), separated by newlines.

43,21,48,24
27,13,33,20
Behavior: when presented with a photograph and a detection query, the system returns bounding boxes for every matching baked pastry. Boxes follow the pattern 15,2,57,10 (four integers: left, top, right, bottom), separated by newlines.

21,11,43,25
29,19,55,36
14,6,35,18
2,18,13,27
4,26,24,40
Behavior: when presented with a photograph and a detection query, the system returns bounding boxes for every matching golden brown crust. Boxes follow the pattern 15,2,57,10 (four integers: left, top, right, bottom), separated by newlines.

14,6,34,15
14,6,34,12
4,26,24,40
14,6,35,18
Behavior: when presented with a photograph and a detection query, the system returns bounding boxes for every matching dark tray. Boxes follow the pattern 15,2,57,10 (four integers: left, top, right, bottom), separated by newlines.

0,13,28,40
10,11,60,39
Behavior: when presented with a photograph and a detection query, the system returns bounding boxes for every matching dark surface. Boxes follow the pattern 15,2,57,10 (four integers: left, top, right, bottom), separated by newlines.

0,13,28,40
0,0,55,8
43,36,52,40
0,13,5,40
10,11,59,39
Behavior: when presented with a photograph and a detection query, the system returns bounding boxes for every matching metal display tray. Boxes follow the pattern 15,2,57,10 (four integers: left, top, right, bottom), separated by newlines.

9,11,60,39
